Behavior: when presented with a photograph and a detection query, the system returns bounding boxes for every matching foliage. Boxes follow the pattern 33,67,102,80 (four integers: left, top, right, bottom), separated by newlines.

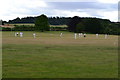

8,17,34,23
76,22,85,33
82,18,105,34
4,15,120,35
67,16,81,32
13,25,35,31
1,27,11,31
50,27,67,31
48,17,71,25
67,16,120,35
8,16,71,25
35,14,50,32
105,23,120,35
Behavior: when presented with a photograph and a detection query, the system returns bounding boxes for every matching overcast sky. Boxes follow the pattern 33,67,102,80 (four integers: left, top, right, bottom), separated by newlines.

0,0,119,22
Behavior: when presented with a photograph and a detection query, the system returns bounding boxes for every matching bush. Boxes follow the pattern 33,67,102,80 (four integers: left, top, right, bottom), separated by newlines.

50,27,67,31
1,27,11,31
13,25,35,31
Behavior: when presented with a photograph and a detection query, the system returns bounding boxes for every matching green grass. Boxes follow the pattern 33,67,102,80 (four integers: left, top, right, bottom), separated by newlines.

50,25,67,27
6,23,35,26
2,31,118,78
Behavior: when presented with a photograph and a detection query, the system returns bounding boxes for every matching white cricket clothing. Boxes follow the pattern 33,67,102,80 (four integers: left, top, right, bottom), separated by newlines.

80,33,83,37
74,33,77,39
78,33,81,37
33,33,36,38
15,32,17,37
105,34,107,39
60,33,63,37
20,32,23,37
96,34,99,38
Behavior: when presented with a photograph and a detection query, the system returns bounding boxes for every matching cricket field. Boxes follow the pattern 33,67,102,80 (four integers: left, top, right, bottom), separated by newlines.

2,31,118,78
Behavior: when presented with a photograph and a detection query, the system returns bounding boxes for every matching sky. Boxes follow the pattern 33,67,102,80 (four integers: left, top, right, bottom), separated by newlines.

0,0,119,22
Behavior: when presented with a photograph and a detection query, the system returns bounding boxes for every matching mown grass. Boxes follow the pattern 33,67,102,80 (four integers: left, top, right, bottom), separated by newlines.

2,31,118,78
6,23,35,26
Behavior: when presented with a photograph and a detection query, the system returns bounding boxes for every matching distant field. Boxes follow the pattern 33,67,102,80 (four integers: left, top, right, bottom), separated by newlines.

50,25,67,27
8,23,35,26
4,23,67,28
2,31,118,78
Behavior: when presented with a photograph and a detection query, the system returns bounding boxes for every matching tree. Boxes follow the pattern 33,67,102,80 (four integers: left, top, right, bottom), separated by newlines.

83,18,104,34
0,20,2,25
76,22,85,33
67,16,81,32
35,14,50,32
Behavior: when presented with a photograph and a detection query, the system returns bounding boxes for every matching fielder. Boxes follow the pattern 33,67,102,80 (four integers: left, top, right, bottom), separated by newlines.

105,34,107,39
74,33,77,39
20,32,23,37
83,33,86,37
60,33,63,37
33,33,36,38
96,34,99,38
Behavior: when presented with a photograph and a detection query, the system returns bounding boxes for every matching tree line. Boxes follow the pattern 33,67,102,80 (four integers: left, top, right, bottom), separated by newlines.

2,14,120,35
7,16,71,25
67,16,120,35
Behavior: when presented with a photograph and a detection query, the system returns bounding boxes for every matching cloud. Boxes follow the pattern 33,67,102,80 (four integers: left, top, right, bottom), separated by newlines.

101,11,118,22
0,0,47,21
97,0,119,4
46,9,91,17
46,2,118,22
0,0,118,22
43,0,119,3
47,2,117,10
45,9,118,22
